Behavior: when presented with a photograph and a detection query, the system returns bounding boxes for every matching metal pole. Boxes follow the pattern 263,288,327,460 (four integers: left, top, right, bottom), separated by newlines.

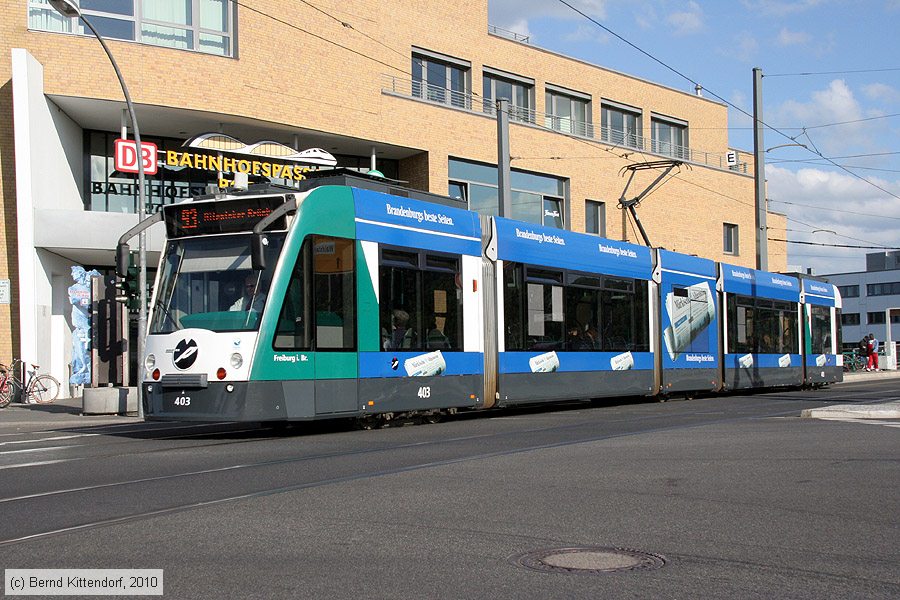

496,98,512,218
78,15,147,418
752,67,768,271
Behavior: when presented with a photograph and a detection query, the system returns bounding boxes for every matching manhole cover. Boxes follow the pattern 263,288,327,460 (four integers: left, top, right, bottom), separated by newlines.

512,546,666,575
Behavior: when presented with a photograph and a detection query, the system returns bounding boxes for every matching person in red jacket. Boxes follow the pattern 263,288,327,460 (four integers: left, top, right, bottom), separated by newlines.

865,333,880,371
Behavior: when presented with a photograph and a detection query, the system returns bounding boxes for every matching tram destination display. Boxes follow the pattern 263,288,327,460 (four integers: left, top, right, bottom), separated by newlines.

164,196,287,237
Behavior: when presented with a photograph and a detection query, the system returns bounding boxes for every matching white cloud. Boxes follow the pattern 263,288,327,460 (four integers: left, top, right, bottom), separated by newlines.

564,23,610,43
863,83,900,104
771,80,872,153
733,31,760,63
488,0,607,30
776,27,811,46
739,0,824,17
504,18,533,41
766,164,900,274
667,1,704,36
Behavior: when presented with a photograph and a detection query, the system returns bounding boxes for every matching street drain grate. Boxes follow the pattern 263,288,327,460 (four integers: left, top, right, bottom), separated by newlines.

512,546,666,575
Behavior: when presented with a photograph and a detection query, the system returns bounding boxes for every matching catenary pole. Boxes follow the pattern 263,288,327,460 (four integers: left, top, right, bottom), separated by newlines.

753,67,768,271
49,0,146,418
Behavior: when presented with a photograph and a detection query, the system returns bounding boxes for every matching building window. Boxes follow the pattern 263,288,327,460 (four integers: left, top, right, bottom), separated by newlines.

545,88,592,137
868,311,886,325
841,313,860,326
28,0,235,56
585,200,606,237
837,285,859,298
411,50,470,109
601,102,642,148
651,115,689,159
723,223,738,255
448,158,566,228
867,282,900,296
483,70,534,123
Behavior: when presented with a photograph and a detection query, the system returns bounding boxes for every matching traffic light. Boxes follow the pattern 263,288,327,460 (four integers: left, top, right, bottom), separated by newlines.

114,258,139,310
125,265,140,310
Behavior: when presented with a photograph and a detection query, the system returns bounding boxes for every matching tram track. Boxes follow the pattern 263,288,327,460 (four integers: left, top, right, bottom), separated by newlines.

0,389,866,503
0,397,835,547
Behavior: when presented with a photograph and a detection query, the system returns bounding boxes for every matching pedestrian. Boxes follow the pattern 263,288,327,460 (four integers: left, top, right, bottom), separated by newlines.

865,333,880,371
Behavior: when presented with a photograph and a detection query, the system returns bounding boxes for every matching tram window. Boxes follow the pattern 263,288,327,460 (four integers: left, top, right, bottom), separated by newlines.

425,254,458,272
727,294,798,354
274,240,311,350
568,273,602,289
526,268,564,286
600,280,649,352
381,248,418,268
313,236,356,350
423,270,461,350
526,282,565,350
504,262,525,350
379,247,462,351
274,236,357,351
603,277,633,292
810,306,832,354
565,287,601,350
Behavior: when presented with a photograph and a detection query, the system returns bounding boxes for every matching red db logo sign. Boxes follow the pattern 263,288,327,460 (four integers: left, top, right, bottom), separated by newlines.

114,138,158,175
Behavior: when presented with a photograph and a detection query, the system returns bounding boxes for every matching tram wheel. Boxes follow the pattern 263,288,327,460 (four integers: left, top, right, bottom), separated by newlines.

423,411,442,424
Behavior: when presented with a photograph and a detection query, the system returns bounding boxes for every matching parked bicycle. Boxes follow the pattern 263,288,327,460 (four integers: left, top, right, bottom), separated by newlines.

842,350,866,373
0,359,61,408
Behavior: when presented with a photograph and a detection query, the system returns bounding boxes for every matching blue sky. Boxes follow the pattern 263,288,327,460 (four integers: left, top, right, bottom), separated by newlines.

488,0,900,275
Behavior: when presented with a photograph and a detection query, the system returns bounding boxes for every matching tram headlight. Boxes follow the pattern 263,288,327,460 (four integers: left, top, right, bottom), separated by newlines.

145,354,156,371
230,353,244,369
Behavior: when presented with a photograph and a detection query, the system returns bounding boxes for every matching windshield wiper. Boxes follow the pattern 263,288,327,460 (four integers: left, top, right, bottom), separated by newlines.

153,296,179,332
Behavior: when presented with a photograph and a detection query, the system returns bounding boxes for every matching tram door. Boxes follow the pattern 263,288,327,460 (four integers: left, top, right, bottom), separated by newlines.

311,236,358,414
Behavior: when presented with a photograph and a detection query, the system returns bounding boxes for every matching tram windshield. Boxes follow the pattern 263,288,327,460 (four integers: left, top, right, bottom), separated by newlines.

150,234,286,334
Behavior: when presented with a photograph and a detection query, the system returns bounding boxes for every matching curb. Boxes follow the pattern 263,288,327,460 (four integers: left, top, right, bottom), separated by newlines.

801,401,900,420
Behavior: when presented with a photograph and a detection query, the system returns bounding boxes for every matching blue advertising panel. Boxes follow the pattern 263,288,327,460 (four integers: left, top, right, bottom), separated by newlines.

806,353,838,368
359,351,483,378
494,218,653,280
658,250,718,370
721,263,800,302
353,188,482,256
725,352,802,370
499,350,654,374
802,279,837,307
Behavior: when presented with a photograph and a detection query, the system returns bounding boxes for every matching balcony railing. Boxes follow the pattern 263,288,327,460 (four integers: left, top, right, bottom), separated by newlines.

488,25,530,44
381,74,749,173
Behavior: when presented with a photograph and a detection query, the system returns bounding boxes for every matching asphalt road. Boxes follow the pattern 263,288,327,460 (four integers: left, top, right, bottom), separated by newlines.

1,378,898,599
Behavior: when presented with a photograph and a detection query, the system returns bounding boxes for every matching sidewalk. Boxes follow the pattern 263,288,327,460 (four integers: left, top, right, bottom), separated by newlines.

0,396,132,431
803,367,900,420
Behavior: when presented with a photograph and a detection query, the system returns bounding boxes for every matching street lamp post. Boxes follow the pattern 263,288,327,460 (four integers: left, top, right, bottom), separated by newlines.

49,0,147,418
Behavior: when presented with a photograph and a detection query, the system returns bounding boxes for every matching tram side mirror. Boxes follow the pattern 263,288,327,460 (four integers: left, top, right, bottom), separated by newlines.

251,234,267,270
116,243,130,278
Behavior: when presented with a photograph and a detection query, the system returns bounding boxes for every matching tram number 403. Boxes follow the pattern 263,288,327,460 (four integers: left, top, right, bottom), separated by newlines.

417,387,431,399
174,395,191,406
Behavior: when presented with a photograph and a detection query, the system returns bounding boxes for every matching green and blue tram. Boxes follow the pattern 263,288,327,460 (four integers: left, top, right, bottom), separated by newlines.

119,179,841,423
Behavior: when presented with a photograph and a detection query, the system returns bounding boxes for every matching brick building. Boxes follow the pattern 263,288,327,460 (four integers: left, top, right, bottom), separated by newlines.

1,0,785,393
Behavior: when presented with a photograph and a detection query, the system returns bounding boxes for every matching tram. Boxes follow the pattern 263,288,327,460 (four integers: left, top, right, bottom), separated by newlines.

118,175,841,422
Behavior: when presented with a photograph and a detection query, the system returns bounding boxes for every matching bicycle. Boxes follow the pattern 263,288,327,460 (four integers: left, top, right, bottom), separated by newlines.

0,359,61,408
842,350,866,373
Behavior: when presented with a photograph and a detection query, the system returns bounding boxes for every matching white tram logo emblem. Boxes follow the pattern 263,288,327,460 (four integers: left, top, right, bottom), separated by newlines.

173,339,199,370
